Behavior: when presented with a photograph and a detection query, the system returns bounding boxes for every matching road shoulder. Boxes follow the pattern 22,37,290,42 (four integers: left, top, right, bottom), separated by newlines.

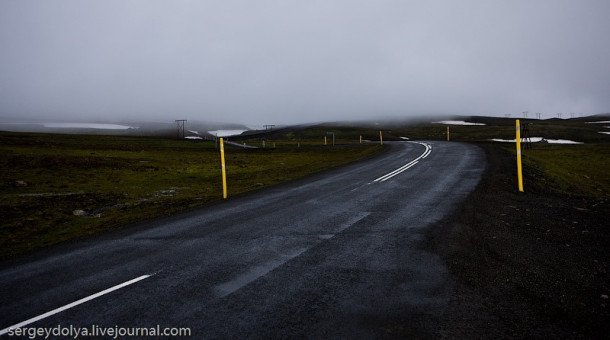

428,144,609,338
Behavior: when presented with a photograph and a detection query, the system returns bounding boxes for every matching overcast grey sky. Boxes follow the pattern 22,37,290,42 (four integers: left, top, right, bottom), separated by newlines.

1,0,609,125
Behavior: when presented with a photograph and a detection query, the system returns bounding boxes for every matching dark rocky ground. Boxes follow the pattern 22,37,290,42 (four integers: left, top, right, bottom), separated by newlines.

429,144,609,339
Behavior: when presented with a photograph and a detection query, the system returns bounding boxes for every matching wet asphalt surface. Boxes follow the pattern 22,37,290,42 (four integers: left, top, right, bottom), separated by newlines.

1,141,485,338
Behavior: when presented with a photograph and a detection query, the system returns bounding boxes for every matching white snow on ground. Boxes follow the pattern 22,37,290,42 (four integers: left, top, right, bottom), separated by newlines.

187,130,200,135
490,137,583,144
432,120,486,126
491,137,543,143
545,139,584,144
42,123,136,129
208,130,247,137
599,132,610,135
585,121,610,124
185,136,203,140
400,137,410,140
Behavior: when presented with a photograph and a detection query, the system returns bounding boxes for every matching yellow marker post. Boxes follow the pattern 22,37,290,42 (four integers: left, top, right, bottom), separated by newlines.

219,138,228,199
360,135,362,144
516,120,524,192
447,126,450,141
324,136,327,145
379,131,383,145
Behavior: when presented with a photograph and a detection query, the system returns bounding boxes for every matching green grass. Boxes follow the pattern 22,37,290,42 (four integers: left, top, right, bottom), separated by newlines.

381,116,610,143
0,132,382,258
520,143,610,197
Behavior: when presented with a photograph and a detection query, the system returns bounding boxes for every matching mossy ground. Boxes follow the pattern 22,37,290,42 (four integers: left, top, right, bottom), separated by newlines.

1,132,381,258
521,143,610,198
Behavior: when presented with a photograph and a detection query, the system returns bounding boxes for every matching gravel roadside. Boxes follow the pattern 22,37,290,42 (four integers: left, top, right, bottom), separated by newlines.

429,144,609,339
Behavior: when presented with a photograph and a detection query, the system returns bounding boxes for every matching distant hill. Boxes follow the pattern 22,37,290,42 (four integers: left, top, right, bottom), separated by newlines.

0,118,251,139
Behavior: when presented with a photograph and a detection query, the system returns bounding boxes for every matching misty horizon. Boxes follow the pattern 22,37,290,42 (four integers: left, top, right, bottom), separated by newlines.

1,1,609,126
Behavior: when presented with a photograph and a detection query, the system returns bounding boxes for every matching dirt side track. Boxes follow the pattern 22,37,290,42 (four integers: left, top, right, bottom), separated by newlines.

430,144,609,338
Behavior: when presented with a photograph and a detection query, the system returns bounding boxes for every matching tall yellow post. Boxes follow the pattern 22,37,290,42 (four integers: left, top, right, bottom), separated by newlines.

219,138,228,199
360,135,362,144
379,131,383,145
516,120,524,192
324,136,327,145
447,126,450,141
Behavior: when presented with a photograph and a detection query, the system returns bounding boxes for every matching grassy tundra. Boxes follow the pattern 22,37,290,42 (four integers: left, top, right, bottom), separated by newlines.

0,132,381,258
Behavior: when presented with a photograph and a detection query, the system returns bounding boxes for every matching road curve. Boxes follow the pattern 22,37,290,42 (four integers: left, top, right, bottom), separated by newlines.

1,141,486,338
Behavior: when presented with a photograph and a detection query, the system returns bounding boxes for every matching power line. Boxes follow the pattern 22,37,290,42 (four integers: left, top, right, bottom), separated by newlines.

175,120,187,140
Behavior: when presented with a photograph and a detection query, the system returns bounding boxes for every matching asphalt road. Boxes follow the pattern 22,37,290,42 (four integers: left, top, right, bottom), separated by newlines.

1,141,486,338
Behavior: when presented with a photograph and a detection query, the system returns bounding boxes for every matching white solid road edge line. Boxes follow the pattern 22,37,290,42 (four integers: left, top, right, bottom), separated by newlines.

0,274,153,335
374,142,432,182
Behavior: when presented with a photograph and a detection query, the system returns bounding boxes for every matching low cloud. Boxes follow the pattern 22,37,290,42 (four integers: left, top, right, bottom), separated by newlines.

1,0,609,125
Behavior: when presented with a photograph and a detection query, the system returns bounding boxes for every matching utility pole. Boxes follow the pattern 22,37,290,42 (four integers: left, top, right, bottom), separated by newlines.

263,124,275,131
175,120,187,140
326,131,335,146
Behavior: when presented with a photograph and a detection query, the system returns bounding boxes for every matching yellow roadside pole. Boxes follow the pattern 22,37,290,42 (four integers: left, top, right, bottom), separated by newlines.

379,131,383,145
447,126,450,141
324,136,327,145
516,120,524,192
219,138,228,199
360,135,362,144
